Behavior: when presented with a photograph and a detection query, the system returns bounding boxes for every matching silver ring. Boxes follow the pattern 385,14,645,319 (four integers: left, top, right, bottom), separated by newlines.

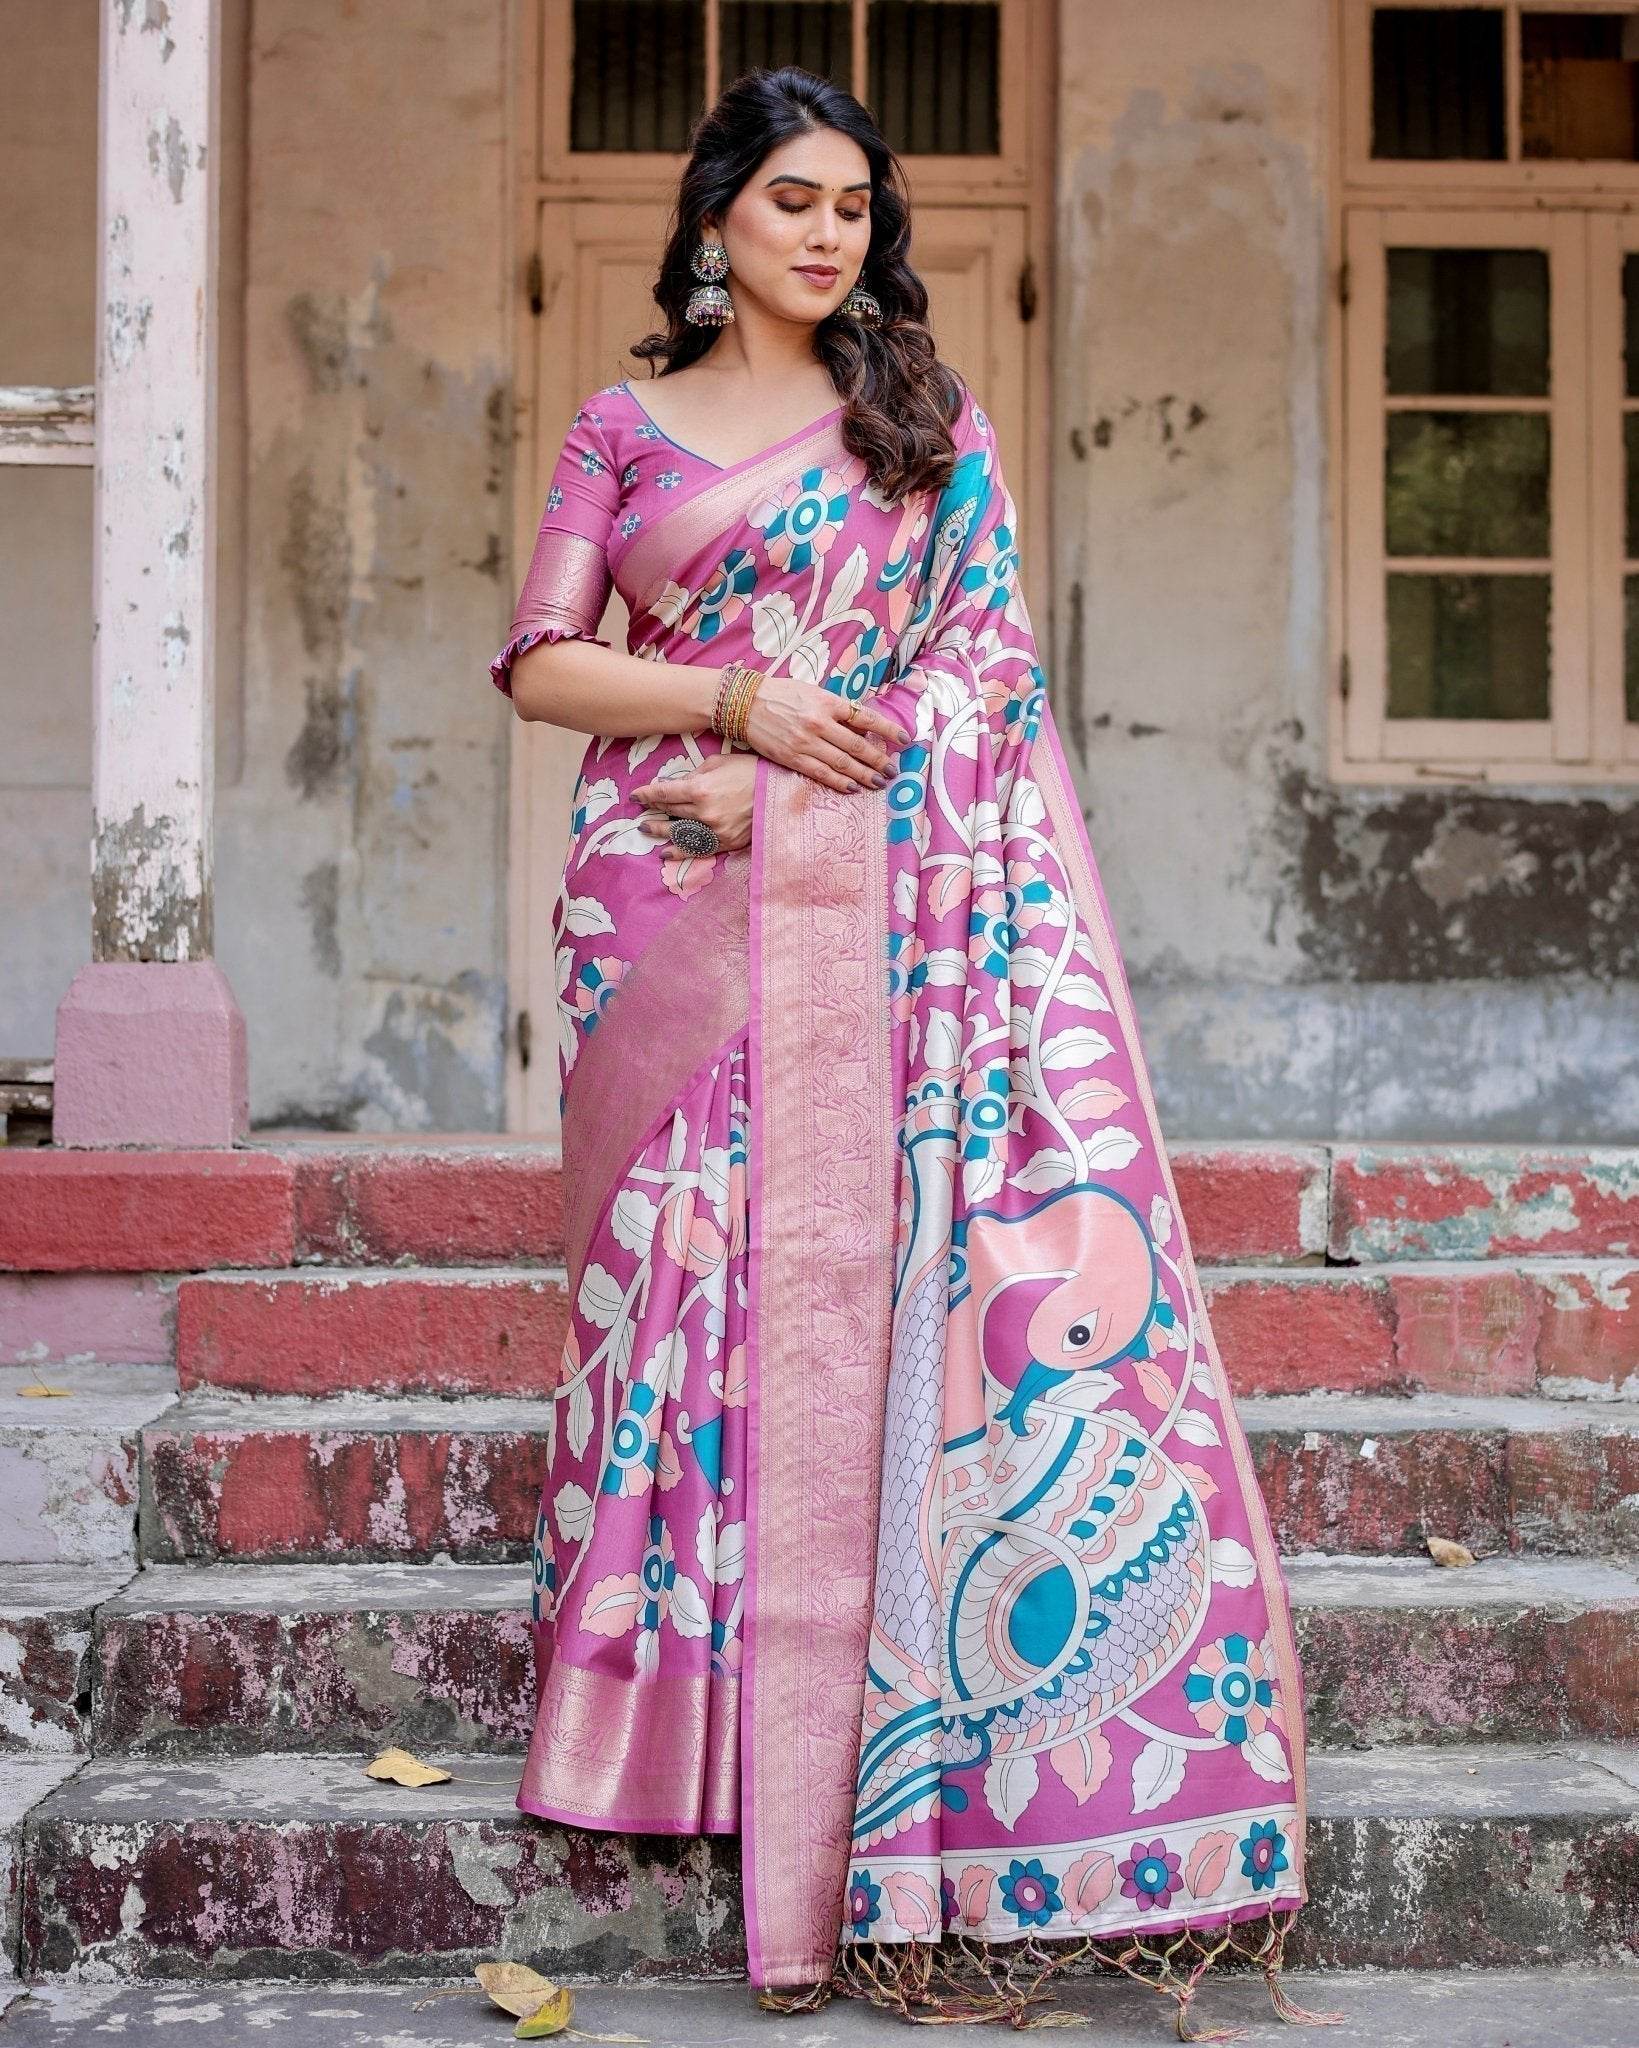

668,815,721,857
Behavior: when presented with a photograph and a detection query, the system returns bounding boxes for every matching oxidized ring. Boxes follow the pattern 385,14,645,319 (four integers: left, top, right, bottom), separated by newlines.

668,815,721,857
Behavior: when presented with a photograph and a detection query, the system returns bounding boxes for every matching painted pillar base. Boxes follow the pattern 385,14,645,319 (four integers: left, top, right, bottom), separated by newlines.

54,962,249,1149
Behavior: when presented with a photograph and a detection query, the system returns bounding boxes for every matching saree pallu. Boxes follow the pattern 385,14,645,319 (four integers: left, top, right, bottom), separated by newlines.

501,382,1327,2035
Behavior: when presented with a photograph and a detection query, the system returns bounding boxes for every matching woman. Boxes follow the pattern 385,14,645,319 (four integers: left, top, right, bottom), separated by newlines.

492,65,1336,2040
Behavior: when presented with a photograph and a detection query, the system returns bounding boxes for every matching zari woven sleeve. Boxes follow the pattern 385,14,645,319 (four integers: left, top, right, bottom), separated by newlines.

489,398,619,696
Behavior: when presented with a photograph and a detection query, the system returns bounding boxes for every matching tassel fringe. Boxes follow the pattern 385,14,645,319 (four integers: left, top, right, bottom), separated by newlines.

759,1910,1346,2037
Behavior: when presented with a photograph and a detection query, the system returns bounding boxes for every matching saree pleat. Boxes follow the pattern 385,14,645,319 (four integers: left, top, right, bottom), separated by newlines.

501,378,1331,2032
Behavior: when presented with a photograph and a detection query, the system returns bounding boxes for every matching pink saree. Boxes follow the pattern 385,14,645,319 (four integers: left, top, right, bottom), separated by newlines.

492,378,1324,2032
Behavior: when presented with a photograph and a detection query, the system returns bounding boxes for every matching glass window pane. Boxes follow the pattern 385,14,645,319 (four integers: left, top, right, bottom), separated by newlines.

721,1,853,91
869,1,1000,155
1387,249,1550,397
1626,253,1639,400
1521,10,1639,161
1628,414,1639,560
1386,413,1550,558
1386,573,1550,719
571,0,705,153
1372,7,1506,159
1626,575,1639,722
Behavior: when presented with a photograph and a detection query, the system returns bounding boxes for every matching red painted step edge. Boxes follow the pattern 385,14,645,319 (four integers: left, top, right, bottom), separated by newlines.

0,1152,295,1273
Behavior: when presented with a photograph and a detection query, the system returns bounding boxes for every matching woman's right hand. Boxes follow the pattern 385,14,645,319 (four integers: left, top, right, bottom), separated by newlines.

739,672,911,793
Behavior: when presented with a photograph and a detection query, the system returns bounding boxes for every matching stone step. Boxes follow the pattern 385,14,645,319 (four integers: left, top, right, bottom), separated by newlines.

0,1566,129,1757
141,1393,544,1563
1241,1392,1639,1559
5,1970,1639,2048
171,1258,1639,1402
141,1390,1639,1565
0,1367,177,1568
1329,1146,1639,1264
17,1743,1639,1977
0,1756,81,1979
10,1140,1636,1276
85,1555,1639,1758
175,1270,571,1399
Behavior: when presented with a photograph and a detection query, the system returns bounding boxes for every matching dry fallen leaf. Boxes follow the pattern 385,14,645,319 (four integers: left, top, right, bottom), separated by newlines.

476,1962,566,2020
1426,1535,1476,1568
515,1987,575,2039
17,1382,73,1399
363,1746,452,1787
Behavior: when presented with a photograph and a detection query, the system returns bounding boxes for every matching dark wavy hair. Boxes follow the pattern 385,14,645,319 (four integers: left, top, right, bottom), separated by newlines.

631,67,964,501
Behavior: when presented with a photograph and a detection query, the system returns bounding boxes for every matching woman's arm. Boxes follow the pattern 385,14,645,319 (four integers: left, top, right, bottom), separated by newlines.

510,636,911,793
509,635,719,738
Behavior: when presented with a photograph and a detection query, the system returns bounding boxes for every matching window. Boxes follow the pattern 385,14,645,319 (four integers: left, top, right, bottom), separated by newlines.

1337,2,1639,782
563,0,1003,160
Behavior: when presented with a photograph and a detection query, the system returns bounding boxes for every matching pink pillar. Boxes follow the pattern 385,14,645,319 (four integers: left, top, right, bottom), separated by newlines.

54,0,247,1148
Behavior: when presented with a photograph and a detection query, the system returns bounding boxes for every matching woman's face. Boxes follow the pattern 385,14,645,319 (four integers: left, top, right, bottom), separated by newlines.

713,128,874,329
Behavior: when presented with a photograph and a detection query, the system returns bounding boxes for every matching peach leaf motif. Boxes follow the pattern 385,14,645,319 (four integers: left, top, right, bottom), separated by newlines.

1184,1830,1237,1899
1135,1358,1174,1412
1062,1849,1117,1923
882,1871,941,1938
579,1572,643,1638
956,1864,995,1927
1049,1731,1113,1805
1178,1461,1219,1501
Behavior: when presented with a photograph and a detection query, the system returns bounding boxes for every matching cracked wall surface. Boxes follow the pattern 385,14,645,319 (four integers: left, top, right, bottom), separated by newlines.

1052,0,1639,1137
3,0,1635,1135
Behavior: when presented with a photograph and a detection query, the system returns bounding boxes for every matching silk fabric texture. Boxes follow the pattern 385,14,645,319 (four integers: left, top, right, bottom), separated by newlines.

491,379,1310,1990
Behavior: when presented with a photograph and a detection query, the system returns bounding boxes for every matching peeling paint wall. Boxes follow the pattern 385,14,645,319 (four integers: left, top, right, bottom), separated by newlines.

7,1,1636,1136
1053,0,1639,1137
215,0,512,1129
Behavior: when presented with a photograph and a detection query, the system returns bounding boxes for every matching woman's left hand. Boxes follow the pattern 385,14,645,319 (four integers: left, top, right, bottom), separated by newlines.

633,750,758,858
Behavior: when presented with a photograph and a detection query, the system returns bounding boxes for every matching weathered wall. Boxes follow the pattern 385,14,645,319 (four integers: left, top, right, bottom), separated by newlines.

1053,0,1639,1138
218,0,512,1128
2,0,514,1131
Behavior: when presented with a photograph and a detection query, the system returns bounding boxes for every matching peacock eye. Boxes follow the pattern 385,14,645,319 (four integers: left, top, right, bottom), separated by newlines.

1067,1322,1092,1349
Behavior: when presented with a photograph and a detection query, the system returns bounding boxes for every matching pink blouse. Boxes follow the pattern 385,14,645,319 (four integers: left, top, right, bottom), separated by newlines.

489,380,727,696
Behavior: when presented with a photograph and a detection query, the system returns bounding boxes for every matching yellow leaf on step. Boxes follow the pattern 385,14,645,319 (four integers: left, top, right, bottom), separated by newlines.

514,1987,575,2039
475,1962,566,2020
18,1384,73,1398
362,1747,452,1787
1426,1535,1476,1568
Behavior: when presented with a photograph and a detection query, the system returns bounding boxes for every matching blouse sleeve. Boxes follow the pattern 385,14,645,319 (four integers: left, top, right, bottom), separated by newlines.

489,399,620,697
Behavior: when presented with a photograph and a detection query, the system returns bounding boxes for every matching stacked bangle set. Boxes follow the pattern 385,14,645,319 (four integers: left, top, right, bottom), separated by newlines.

711,659,764,743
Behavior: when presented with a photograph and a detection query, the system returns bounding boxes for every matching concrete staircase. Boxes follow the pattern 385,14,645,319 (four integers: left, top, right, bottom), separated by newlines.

1,1140,1636,1990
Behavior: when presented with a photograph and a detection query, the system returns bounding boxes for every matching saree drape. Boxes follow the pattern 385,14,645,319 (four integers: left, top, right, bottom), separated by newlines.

492,379,1318,2028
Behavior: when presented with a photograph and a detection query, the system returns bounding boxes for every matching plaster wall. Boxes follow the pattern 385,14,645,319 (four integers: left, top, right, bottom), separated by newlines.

1053,0,1639,1138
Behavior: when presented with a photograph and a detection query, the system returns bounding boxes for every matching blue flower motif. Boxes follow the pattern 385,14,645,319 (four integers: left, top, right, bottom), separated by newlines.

960,522,1018,610
638,1512,678,1634
580,450,606,477
829,624,893,703
847,1870,882,1938
635,422,663,441
657,468,683,490
960,1063,1011,1161
1006,677,1046,745
758,465,851,574
600,1382,658,1496
1183,1633,1277,1745
692,547,757,641
1000,1858,1061,1929
620,512,642,537
621,461,641,488
885,742,928,845
1240,1820,1289,1893
886,927,928,1011
546,484,564,512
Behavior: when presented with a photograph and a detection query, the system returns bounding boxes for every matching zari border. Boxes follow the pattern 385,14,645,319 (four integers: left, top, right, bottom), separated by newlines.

1029,706,1310,1888
560,850,752,1291
744,763,898,1987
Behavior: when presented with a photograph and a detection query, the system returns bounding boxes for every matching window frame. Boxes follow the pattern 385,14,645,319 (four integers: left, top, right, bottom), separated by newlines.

538,0,1031,197
1331,0,1639,786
